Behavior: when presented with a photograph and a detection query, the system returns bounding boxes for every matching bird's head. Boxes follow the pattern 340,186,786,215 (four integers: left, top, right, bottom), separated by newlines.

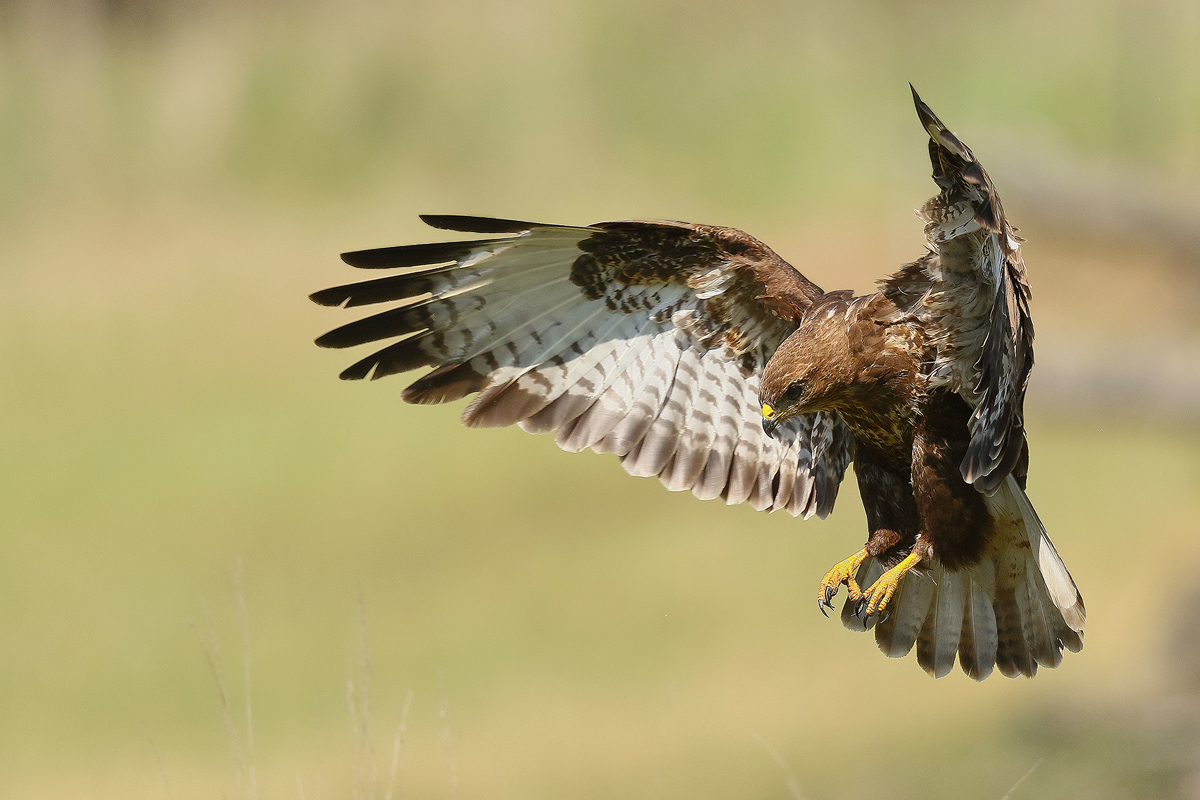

758,330,824,438
759,377,809,437
759,301,857,437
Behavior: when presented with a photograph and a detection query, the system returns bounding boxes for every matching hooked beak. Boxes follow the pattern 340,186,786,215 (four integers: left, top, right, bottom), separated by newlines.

761,402,779,437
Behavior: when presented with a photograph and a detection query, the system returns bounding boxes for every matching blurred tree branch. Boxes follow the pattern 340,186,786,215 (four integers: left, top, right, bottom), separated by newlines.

996,140,1200,273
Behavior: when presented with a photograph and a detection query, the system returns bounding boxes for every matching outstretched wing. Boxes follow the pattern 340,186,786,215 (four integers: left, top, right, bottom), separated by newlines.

313,215,853,517
882,88,1033,494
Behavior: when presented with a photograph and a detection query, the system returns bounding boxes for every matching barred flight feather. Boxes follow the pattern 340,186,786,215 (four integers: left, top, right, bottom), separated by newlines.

316,216,850,517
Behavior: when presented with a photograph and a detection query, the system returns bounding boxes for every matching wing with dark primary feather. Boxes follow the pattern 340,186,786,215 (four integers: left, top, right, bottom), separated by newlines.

881,87,1033,494
313,214,854,517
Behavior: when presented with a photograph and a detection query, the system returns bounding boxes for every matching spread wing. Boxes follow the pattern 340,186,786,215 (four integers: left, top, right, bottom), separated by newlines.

882,87,1033,494
313,215,853,517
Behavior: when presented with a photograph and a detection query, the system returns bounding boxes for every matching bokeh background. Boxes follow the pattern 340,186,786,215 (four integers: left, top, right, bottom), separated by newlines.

3,0,1200,797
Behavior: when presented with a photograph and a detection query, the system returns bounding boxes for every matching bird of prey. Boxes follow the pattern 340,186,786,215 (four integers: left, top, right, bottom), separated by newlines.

312,87,1084,679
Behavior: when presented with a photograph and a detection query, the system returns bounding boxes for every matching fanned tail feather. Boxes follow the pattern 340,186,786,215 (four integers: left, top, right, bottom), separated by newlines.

840,475,1083,679
957,561,998,680
916,568,964,678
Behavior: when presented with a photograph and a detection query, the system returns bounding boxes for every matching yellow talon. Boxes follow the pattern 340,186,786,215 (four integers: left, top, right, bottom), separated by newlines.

861,551,923,616
818,548,868,611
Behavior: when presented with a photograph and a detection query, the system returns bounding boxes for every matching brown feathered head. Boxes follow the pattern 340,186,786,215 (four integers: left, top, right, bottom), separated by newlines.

758,297,863,436
758,328,828,436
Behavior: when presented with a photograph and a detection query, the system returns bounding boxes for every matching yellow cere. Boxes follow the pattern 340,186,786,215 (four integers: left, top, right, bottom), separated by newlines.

762,403,776,419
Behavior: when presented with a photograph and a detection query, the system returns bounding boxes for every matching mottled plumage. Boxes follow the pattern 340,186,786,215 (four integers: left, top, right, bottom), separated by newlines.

313,88,1084,679
315,215,852,516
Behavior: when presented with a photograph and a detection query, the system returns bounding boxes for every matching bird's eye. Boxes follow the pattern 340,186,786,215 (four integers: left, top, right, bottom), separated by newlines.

783,383,802,401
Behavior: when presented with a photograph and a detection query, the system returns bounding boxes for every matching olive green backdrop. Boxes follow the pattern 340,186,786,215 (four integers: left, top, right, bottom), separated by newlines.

2,1,1199,797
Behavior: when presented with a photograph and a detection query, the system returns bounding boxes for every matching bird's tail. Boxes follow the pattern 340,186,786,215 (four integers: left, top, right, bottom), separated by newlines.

842,475,1085,679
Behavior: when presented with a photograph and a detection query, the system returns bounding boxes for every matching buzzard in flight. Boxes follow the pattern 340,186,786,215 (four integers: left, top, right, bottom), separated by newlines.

313,88,1084,679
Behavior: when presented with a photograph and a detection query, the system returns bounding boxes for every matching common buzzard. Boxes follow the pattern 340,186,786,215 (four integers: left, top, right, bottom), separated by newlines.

312,88,1084,679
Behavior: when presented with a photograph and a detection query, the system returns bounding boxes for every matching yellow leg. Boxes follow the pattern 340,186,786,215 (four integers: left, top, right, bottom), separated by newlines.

817,548,868,615
860,550,924,616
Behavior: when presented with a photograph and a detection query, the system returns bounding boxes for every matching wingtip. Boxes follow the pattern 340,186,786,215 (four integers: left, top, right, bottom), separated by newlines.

309,287,344,307
418,214,540,234
909,84,940,136
909,87,972,161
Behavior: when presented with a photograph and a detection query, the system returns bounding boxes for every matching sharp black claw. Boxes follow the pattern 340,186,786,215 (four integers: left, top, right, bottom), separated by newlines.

854,598,868,619
818,600,830,618
878,609,892,625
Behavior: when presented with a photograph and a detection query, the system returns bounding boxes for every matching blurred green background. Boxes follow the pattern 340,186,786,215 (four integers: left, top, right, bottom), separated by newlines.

3,0,1200,797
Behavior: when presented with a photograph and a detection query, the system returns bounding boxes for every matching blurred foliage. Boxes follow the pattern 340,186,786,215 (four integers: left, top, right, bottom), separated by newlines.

1,1,1200,799
4,0,1200,216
